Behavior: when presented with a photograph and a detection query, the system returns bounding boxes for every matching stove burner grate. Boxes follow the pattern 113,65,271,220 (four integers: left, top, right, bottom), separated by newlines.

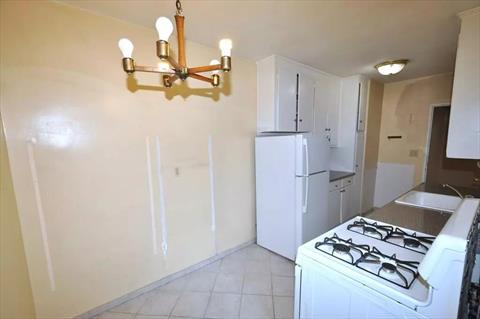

355,247,419,289
315,233,369,264
384,227,435,254
347,218,393,240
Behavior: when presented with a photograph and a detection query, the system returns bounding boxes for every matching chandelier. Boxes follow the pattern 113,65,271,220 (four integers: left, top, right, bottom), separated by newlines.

118,0,232,88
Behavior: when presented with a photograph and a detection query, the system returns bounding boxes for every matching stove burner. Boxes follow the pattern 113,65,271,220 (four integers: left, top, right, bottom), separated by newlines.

315,233,369,264
364,226,378,235
404,237,421,248
381,262,397,274
355,247,419,289
384,227,435,254
333,243,350,255
347,218,393,240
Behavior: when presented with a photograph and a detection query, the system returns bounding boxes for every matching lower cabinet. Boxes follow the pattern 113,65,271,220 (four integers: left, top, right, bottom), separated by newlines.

328,184,341,226
328,176,355,225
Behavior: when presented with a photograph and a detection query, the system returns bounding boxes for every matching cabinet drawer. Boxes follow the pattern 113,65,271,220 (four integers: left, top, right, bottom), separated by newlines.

342,177,353,187
329,181,341,191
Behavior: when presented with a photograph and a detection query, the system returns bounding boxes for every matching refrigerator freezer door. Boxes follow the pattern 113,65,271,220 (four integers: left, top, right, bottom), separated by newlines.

296,171,330,245
296,134,329,176
255,135,297,260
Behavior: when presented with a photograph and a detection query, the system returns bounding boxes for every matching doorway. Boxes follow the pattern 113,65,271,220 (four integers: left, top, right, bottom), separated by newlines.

424,105,480,197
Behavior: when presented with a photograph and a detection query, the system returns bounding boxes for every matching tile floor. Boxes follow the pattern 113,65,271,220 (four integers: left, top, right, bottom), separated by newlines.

94,244,295,319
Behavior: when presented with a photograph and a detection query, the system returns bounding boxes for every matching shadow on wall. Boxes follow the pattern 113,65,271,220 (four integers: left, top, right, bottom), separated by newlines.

394,75,453,149
126,72,232,101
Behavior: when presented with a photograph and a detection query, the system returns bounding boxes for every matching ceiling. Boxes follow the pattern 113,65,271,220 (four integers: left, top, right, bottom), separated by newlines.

61,0,479,82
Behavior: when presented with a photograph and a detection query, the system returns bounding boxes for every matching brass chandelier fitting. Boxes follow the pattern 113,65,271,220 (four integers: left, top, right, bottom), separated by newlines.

118,0,232,87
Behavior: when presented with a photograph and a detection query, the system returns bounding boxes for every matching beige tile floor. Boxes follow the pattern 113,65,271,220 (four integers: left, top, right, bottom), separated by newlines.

94,244,295,319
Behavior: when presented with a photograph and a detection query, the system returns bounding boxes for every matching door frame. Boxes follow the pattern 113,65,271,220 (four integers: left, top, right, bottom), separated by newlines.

422,103,451,183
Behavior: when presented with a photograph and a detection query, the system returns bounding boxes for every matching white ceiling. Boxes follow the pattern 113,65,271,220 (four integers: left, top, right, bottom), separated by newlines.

61,0,479,82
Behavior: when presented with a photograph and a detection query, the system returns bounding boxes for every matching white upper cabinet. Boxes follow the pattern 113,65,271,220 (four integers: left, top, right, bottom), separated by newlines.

298,75,315,132
277,65,298,131
447,7,480,159
257,55,337,134
314,76,341,147
330,75,368,172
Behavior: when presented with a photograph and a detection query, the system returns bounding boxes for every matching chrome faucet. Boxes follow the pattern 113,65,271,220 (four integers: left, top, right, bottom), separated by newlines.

442,183,464,199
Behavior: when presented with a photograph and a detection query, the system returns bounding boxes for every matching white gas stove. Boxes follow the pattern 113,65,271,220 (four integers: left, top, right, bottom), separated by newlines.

294,198,480,319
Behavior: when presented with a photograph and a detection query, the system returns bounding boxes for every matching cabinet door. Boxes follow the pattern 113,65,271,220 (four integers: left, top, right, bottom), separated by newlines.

277,67,298,131
328,189,341,226
314,83,328,136
327,79,341,146
298,74,315,132
340,185,354,222
356,79,368,132
447,10,480,159
315,77,341,146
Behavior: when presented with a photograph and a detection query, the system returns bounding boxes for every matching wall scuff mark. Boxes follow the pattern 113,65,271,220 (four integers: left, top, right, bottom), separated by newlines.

26,138,56,291
145,136,158,255
155,136,168,257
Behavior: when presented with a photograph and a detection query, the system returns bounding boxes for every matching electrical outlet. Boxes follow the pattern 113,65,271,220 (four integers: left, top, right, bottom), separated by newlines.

409,149,419,157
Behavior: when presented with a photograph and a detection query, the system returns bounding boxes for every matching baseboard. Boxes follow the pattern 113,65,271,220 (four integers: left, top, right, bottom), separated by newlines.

76,238,256,319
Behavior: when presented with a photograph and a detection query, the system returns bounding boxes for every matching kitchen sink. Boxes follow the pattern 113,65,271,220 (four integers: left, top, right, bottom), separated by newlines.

395,190,462,213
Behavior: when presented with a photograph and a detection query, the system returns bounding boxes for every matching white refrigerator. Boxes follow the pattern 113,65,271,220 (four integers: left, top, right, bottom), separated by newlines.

255,133,331,260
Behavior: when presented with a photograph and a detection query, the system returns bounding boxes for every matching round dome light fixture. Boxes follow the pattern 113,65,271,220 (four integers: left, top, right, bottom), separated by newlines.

375,59,409,75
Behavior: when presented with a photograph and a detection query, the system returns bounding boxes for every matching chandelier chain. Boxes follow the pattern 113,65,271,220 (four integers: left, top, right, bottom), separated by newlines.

176,0,183,15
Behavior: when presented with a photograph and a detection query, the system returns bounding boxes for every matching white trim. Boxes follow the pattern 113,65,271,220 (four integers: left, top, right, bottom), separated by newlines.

423,103,451,183
27,139,56,291
155,136,168,256
207,135,217,253
145,137,158,255
75,239,256,319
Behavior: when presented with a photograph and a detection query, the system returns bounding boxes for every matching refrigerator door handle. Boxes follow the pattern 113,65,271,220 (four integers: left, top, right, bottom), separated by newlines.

303,176,309,213
303,138,309,176
302,138,309,213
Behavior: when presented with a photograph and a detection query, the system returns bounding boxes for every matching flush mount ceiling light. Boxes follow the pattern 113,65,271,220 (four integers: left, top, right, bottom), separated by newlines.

118,0,232,88
375,60,409,76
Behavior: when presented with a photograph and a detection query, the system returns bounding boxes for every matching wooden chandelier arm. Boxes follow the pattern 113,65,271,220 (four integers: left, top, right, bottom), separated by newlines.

167,57,183,71
188,64,221,74
189,73,213,84
175,14,186,67
134,65,175,74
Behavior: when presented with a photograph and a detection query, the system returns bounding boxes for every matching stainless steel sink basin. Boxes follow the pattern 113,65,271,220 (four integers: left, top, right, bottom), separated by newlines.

395,190,462,213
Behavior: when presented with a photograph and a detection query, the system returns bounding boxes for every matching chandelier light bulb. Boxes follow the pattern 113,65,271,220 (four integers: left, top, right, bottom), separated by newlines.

210,59,220,74
219,39,232,57
118,38,134,58
155,17,174,41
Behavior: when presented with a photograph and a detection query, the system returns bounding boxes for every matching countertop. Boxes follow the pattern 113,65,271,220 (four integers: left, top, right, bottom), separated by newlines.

330,170,355,182
365,184,451,236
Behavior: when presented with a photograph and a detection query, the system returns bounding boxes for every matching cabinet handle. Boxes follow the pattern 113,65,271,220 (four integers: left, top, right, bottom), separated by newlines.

299,119,303,122
325,128,331,131
340,190,345,193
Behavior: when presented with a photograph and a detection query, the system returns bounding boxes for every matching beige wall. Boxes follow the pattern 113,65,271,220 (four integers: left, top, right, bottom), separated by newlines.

1,119,36,319
364,80,384,170
0,1,256,318
362,80,384,212
377,73,454,184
